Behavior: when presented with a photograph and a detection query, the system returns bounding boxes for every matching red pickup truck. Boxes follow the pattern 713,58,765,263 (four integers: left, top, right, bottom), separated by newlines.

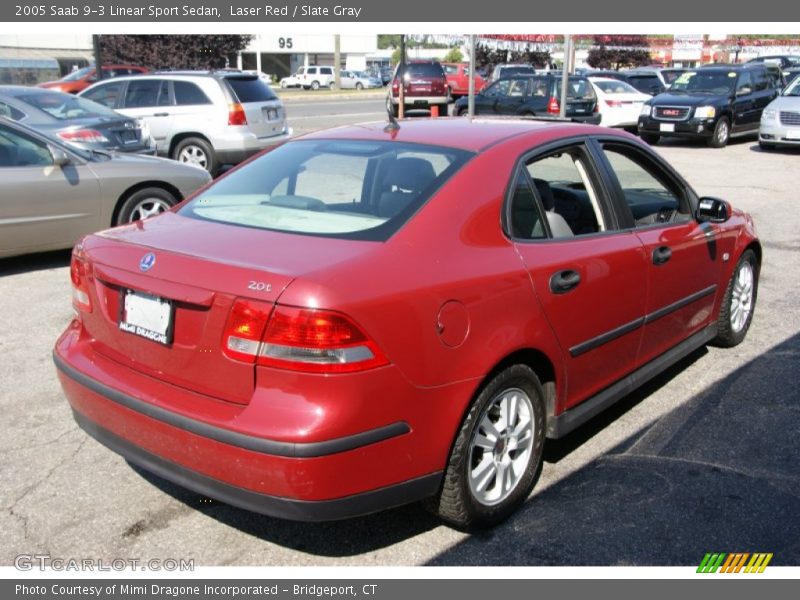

442,62,486,98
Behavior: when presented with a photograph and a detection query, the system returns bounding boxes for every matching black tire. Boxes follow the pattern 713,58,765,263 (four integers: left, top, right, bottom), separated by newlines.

355,82,363,90
427,364,546,529
172,136,218,175
708,116,731,148
456,106,470,117
640,132,660,145
713,249,758,348
116,187,178,226
433,103,448,117
280,80,287,89
310,80,320,90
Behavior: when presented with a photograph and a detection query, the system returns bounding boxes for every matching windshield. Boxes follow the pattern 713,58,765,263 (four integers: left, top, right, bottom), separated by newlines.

783,78,800,96
670,71,736,94
20,91,120,120
180,140,473,241
60,66,94,82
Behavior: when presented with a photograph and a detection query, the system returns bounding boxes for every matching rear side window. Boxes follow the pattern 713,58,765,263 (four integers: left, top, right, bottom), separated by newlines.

320,67,333,75
443,65,458,75
0,101,26,120
174,80,211,105
180,140,472,241
125,79,169,108
225,77,277,102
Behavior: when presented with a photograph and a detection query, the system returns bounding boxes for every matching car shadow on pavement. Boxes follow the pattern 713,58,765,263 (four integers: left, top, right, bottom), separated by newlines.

748,143,800,154
426,332,800,565
0,249,72,277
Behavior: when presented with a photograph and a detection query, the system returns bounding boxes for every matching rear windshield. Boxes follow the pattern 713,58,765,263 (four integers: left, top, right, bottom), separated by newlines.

180,140,472,241
593,79,640,94
225,76,277,102
19,91,119,120
61,66,94,82
400,63,445,78
563,78,596,99
500,66,536,77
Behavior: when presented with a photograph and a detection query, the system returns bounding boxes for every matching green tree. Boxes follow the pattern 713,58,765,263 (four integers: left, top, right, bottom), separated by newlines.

98,35,253,70
442,48,464,63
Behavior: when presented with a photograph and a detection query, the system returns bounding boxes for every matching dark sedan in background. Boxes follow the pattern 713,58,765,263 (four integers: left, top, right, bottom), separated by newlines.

0,86,154,155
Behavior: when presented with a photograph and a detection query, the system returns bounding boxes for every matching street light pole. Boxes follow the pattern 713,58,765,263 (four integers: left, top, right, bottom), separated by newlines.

468,34,476,118
559,34,571,119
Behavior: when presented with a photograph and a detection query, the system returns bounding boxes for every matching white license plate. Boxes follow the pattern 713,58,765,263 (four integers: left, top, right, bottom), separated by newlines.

786,129,800,140
660,123,676,132
119,290,173,345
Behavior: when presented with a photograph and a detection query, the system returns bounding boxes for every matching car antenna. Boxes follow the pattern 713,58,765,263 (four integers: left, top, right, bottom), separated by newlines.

384,103,400,132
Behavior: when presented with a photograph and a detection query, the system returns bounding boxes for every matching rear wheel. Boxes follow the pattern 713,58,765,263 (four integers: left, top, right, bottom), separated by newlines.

714,249,758,347
427,364,546,529
172,136,217,175
708,116,731,148
640,132,660,145
355,82,364,90
116,187,178,225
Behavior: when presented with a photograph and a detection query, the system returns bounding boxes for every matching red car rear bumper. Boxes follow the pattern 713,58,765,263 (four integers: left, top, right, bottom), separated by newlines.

53,325,478,521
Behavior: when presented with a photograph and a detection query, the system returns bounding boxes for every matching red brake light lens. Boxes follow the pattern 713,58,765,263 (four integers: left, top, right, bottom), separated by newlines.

547,97,560,114
262,306,388,373
228,103,247,126
70,253,92,313
605,100,623,108
58,129,109,144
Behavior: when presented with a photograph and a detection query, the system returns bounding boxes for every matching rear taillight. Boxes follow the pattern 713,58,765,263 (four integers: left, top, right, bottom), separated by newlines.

70,252,92,313
605,100,623,108
222,301,388,373
260,306,389,373
228,103,247,126
547,96,560,114
58,129,109,144
222,299,272,362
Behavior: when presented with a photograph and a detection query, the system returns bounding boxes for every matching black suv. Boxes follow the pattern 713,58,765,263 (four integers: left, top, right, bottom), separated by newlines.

638,63,779,148
453,74,600,123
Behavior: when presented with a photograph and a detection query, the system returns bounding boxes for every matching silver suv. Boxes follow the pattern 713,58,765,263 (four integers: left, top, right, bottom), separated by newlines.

79,70,291,175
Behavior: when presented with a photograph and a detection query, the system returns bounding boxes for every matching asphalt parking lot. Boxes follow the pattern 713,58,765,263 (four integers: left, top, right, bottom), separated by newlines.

1,115,799,567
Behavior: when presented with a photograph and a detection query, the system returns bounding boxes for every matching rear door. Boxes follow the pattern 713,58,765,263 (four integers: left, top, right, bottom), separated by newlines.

116,78,173,152
509,140,649,408
591,138,718,367
495,77,530,114
224,75,285,139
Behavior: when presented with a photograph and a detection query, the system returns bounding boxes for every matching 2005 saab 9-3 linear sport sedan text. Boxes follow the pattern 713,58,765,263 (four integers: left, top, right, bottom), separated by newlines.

54,117,760,529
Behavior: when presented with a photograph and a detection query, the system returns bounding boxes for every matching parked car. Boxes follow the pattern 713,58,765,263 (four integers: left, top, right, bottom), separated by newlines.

279,68,305,88
587,77,650,128
454,74,600,124
746,55,800,70
0,86,154,155
339,70,381,90
489,63,537,82
300,66,335,90
80,70,291,175
626,67,688,88
638,63,779,147
38,65,148,94
442,62,486,98
53,117,759,527
387,60,449,117
0,117,210,259
622,69,671,95
784,68,800,88
758,75,800,149
379,67,393,86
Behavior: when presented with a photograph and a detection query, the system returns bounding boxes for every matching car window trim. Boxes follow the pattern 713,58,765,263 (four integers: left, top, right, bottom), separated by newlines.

586,136,700,231
502,136,621,243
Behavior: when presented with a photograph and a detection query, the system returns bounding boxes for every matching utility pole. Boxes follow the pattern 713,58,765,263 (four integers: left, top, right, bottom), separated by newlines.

468,34,476,117
92,35,103,81
399,34,406,118
333,34,341,90
559,34,572,119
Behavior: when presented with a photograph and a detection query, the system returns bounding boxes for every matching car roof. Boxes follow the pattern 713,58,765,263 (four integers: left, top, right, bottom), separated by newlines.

297,118,623,153
0,85,67,97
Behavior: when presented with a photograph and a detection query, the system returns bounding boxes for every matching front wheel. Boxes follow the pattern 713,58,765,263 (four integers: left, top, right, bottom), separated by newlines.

708,116,731,148
714,249,758,347
427,364,546,529
355,82,363,90
116,187,178,225
310,80,320,90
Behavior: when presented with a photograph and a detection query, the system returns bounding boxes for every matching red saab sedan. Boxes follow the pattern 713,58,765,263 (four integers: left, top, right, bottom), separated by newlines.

55,118,760,528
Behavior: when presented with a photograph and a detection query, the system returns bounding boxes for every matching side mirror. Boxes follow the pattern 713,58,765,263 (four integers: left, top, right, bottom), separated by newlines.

696,196,731,223
736,86,752,96
49,145,71,167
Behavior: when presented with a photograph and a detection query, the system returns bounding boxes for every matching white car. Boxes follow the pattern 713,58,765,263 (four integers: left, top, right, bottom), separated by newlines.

588,77,651,128
279,68,305,88
339,70,381,90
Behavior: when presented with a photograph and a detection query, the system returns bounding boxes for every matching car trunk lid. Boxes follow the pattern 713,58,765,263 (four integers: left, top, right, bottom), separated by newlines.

224,74,286,139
